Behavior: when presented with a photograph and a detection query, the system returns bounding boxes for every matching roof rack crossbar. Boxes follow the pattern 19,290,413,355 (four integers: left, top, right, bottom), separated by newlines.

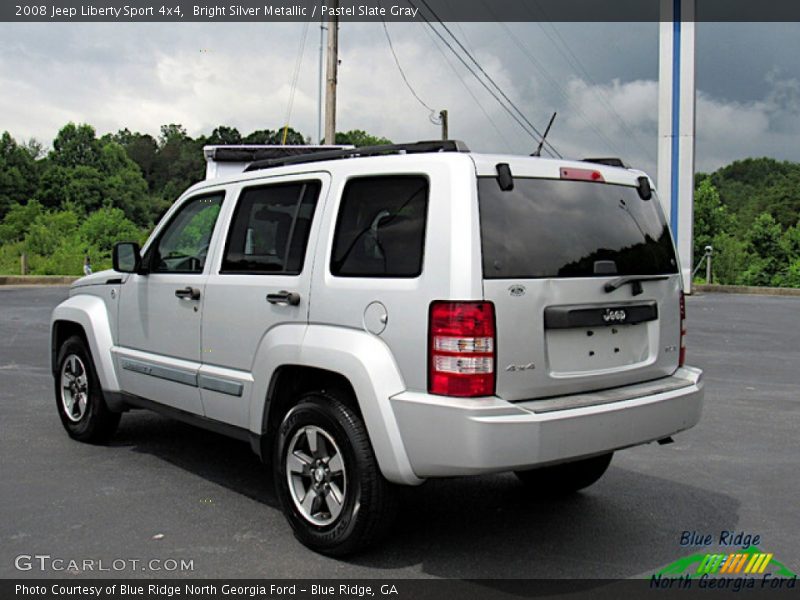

244,140,470,171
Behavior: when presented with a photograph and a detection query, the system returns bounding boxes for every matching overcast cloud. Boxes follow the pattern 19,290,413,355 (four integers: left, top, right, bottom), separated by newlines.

1,21,799,177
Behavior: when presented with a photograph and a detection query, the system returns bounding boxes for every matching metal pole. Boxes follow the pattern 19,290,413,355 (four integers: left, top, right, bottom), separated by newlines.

705,246,712,284
439,110,448,140
324,0,339,146
658,0,696,292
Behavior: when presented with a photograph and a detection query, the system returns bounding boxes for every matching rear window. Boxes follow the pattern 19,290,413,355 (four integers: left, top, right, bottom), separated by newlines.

478,177,678,279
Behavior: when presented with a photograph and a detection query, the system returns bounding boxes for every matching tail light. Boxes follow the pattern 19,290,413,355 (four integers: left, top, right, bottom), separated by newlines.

679,291,686,367
429,301,495,397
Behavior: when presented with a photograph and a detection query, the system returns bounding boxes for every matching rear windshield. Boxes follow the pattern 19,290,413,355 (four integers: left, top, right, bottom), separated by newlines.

478,177,678,279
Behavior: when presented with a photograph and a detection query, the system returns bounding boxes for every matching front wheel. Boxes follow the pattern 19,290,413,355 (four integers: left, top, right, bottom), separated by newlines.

514,453,613,495
54,335,120,443
274,391,398,556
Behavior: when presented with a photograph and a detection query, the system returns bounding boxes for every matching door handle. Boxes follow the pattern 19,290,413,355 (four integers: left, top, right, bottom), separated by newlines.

266,290,301,306
175,286,201,300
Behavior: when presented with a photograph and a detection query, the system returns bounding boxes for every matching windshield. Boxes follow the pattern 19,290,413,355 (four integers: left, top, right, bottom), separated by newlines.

477,177,679,279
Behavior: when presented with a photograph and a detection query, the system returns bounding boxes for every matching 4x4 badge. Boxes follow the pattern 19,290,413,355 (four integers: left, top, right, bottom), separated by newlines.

506,362,535,372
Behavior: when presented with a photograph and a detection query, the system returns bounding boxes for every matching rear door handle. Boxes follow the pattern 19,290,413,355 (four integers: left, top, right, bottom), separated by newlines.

266,290,301,306
175,286,201,300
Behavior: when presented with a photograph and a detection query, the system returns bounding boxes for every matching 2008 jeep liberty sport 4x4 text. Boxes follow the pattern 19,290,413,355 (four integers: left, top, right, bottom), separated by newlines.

50,141,703,555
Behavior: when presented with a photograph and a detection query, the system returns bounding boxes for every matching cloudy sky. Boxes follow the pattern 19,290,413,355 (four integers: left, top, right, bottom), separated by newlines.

1,21,799,176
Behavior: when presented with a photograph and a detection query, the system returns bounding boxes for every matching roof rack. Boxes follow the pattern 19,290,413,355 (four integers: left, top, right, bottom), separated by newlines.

244,139,471,172
204,145,351,163
582,157,629,168
203,144,354,180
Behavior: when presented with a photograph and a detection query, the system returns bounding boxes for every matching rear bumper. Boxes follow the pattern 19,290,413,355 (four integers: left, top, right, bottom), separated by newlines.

389,366,703,478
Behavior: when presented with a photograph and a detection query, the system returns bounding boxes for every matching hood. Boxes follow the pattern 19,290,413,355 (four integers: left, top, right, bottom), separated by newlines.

71,269,120,288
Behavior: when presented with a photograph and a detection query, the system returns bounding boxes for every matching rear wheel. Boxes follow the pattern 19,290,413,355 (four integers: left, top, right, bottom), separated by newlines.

274,391,398,556
514,453,613,495
54,335,120,443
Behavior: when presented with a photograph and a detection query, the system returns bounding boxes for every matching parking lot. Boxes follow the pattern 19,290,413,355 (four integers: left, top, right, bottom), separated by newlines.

1,287,798,580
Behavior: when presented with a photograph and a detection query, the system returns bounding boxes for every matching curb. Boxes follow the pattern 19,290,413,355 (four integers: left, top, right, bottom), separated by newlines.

693,284,800,297
0,276,79,286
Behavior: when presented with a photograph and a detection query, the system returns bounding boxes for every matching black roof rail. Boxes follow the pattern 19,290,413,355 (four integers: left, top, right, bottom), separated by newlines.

244,140,471,172
582,157,629,168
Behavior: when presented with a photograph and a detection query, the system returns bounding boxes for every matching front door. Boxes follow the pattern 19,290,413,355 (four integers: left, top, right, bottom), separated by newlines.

116,192,225,414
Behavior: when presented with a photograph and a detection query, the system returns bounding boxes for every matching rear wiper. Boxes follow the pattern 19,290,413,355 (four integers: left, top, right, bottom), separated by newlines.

604,275,670,296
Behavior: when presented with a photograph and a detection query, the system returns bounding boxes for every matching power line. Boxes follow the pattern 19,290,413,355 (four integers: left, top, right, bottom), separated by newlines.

473,2,621,157
522,0,655,161
407,0,559,157
381,20,437,117
416,0,562,157
420,22,511,148
539,19,656,162
496,20,623,156
283,21,310,144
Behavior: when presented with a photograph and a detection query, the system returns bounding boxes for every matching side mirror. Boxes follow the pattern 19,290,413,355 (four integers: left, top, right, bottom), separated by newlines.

113,242,142,273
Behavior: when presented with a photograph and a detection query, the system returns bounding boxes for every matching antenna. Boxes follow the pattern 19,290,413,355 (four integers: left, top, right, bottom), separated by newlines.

532,112,557,157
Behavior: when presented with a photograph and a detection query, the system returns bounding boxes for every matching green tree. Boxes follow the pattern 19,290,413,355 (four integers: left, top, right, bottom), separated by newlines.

335,130,392,146
709,233,750,285
109,129,159,190
37,165,108,211
242,127,306,145
99,142,160,225
693,177,734,268
50,123,101,168
78,206,142,253
23,208,80,256
158,123,189,147
780,222,800,259
205,126,242,145
773,259,800,287
709,157,800,230
0,132,39,218
739,213,786,286
152,124,204,202
0,200,43,242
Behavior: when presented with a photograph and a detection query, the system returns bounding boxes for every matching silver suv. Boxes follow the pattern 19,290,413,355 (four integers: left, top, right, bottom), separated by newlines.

50,141,703,555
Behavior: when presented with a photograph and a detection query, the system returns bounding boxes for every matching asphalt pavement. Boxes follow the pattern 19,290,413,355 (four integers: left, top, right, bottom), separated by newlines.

0,287,798,580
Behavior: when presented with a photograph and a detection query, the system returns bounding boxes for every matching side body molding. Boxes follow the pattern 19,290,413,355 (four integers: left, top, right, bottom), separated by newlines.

248,324,422,486
51,294,120,393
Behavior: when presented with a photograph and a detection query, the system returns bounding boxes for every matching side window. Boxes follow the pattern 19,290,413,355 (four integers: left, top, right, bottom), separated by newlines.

331,176,428,277
151,193,224,274
221,181,321,274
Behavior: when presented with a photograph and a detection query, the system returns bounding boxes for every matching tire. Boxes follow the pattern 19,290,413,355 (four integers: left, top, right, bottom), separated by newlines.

274,390,398,556
514,453,613,495
54,335,120,443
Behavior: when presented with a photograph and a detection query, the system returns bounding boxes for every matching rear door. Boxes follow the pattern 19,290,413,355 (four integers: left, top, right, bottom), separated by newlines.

199,174,328,428
478,169,682,402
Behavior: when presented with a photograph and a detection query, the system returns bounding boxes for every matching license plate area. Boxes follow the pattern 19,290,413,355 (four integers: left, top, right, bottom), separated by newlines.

546,323,651,375
543,302,656,375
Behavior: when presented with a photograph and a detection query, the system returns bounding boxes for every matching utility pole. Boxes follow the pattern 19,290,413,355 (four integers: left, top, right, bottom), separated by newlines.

439,109,448,140
324,0,339,145
317,18,326,144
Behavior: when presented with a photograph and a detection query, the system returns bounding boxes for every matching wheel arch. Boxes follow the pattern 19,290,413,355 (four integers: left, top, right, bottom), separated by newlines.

251,324,423,486
50,294,120,395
